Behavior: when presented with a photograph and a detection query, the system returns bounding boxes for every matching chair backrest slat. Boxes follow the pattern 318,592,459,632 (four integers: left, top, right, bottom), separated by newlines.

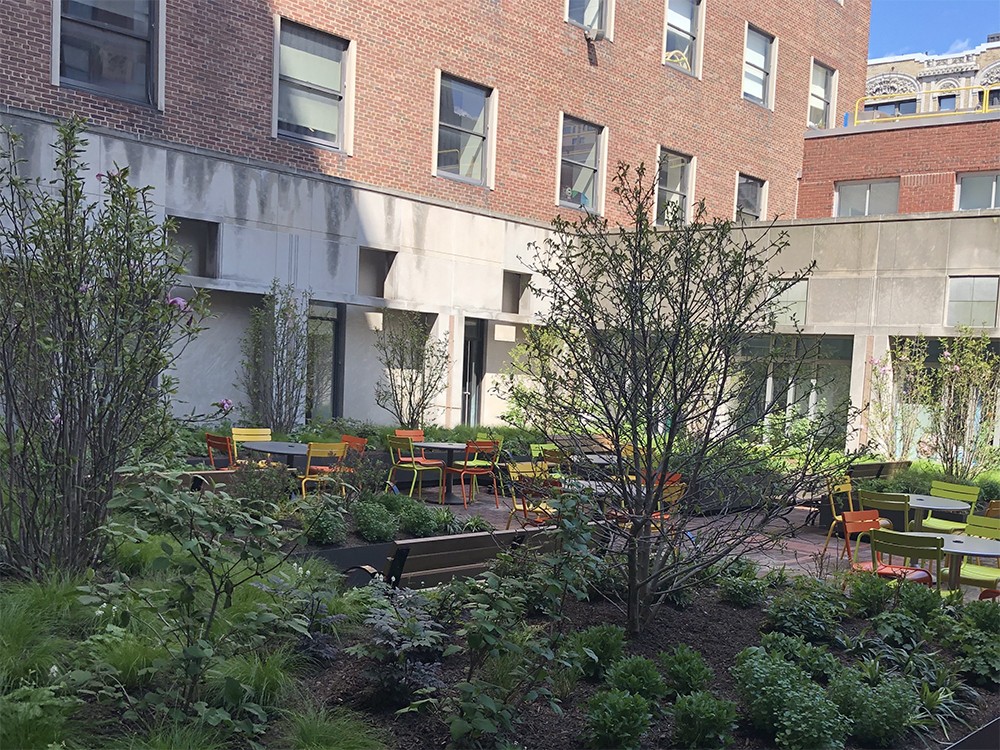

929,480,981,503
341,435,368,454
858,490,909,514
386,435,415,462
966,514,1000,541
871,529,943,563
205,433,235,468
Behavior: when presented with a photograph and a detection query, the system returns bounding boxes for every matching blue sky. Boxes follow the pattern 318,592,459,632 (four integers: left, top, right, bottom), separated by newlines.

869,0,1000,59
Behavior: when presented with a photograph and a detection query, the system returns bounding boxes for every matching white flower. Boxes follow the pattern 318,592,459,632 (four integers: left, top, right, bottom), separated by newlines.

49,665,60,679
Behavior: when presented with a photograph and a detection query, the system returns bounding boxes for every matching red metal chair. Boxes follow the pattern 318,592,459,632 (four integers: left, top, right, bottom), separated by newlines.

447,441,501,508
205,433,235,469
341,434,368,454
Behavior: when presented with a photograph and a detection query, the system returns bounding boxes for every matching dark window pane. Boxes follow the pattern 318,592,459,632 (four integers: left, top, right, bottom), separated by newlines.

562,118,599,167
439,77,487,134
737,175,763,219
60,18,150,103
63,0,151,36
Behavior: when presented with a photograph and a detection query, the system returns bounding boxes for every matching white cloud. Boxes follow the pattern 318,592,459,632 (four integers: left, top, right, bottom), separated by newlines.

946,37,972,54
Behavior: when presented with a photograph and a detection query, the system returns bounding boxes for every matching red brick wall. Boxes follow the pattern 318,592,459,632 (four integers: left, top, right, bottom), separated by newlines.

798,118,1000,217
1,0,869,226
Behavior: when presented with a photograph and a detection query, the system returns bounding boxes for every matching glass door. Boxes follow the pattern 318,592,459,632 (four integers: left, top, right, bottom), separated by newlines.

461,318,486,425
306,302,344,420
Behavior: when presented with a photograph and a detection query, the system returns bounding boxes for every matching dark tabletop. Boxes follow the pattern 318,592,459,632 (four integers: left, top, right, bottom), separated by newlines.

240,441,309,456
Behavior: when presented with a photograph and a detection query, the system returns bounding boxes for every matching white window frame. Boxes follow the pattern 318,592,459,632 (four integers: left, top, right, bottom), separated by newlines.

662,0,704,77
272,16,356,154
555,112,607,215
956,172,1000,210
565,0,616,41
430,70,497,189
655,147,693,224
51,0,166,110
834,179,900,217
735,173,767,222
808,59,837,129
946,276,999,328
742,24,776,109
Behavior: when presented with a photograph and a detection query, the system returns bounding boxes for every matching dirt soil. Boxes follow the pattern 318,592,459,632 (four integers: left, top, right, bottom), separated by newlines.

305,591,1000,750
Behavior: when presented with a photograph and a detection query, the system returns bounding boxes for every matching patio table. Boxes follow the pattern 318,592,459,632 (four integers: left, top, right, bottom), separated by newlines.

903,531,1000,589
240,440,308,468
906,494,971,531
413,441,468,504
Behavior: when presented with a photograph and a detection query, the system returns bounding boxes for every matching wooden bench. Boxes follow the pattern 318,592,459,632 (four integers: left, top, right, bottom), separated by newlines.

847,460,912,481
346,527,554,589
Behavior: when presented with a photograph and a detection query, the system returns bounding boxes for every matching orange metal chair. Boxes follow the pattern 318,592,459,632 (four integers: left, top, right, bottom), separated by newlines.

205,433,235,469
341,434,368,454
386,435,444,502
505,461,561,529
841,510,885,573
447,441,501,508
299,442,348,497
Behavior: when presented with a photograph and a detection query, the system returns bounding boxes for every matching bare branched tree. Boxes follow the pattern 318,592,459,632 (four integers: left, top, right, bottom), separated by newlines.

501,162,854,635
237,280,309,433
374,310,450,428
0,119,204,577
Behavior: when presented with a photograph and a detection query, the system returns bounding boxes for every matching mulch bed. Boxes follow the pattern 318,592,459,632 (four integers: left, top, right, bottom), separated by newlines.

304,590,1000,750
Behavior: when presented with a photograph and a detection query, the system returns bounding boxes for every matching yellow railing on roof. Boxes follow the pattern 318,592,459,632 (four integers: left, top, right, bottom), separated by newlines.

854,83,1000,126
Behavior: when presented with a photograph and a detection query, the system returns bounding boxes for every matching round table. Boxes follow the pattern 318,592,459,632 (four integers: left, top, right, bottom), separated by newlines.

240,440,308,467
906,494,971,531
413,441,469,504
905,531,1000,589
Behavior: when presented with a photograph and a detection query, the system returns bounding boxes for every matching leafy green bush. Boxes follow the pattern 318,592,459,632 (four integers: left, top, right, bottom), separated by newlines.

462,515,494,533
732,648,847,750
765,585,845,644
306,506,347,546
585,689,652,750
855,460,946,494
871,610,925,649
672,691,737,749
209,649,299,708
897,581,942,623
565,625,626,681
228,460,296,509
962,599,1000,635
950,628,1000,687
759,632,840,682
352,501,399,543
847,572,894,618
370,491,406,515
719,575,768,608
827,666,919,748
398,501,439,538
606,655,667,703
0,685,80,750
974,471,1000,502
659,644,713,700
432,507,461,535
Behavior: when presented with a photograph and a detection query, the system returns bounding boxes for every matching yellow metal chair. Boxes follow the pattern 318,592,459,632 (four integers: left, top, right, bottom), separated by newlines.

299,442,348,497
822,479,890,556
505,461,560,529
386,435,444,502
231,427,273,459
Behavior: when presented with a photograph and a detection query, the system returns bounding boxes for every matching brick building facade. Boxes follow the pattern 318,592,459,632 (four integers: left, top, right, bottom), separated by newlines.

1,0,871,426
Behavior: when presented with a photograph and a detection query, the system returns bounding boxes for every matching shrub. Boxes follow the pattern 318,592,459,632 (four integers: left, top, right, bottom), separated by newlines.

720,557,760,579
897,581,942,623
606,655,667,703
352,501,399,543
962,599,1000,635
370,491,406,515
732,648,847,750
847,572,894,618
659,644,713,700
871,610,925,649
672,691,738,749
828,666,919,748
565,625,626,681
432,507,461,535
462,515,494,533
0,685,79,750
719,575,768,608
398,501,439,538
229,460,296,510
209,649,298,708
585,689,652,750
306,507,347,546
765,585,844,643
759,632,840,682
974,471,1000,502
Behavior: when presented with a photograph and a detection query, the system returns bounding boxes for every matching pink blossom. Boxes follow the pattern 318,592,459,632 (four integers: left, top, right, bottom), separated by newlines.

167,296,190,312
214,398,234,413
952,364,961,372
941,350,952,360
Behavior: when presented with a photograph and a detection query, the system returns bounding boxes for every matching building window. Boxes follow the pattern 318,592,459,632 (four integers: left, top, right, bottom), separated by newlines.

863,98,917,118
567,0,606,31
938,94,956,111
736,174,765,221
958,173,1000,210
358,248,396,298
560,115,602,210
774,280,807,326
502,271,530,314
656,149,691,224
436,75,490,185
947,277,999,328
59,0,157,105
976,89,1000,109
277,20,347,148
170,217,219,278
665,0,700,72
808,61,834,128
743,26,774,106
836,179,899,217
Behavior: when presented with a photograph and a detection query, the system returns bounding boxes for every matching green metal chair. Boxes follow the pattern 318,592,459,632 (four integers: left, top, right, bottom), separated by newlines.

943,515,1000,590
858,490,912,531
921,480,982,533
385,435,444,502
869,529,943,590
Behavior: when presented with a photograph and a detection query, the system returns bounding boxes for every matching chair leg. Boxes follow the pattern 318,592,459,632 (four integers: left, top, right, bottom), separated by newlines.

301,477,309,498
438,467,445,504
408,469,418,498
491,473,500,508
820,520,837,556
